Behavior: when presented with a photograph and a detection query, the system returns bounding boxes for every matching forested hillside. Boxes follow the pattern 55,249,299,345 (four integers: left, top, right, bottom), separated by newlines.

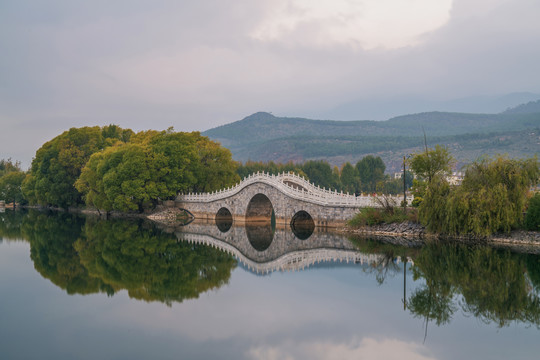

203,109,540,172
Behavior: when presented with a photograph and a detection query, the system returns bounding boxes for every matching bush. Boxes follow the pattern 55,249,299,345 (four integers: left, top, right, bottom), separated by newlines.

348,207,417,227
525,193,540,231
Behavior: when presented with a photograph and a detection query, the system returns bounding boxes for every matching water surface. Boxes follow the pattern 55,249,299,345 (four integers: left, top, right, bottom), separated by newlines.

0,209,539,359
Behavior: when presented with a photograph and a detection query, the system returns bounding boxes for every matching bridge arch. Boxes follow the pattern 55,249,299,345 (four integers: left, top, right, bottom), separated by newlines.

246,193,274,223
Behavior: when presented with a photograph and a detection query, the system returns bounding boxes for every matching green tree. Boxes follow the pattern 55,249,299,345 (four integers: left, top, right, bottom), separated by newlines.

190,134,240,193
0,171,26,206
301,160,337,189
0,158,22,177
355,155,386,193
340,162,360,194
408,144,453,183
76,141,176,212
525,193,540,231
444,156,539,235
22,125,133,208
76,130,237,212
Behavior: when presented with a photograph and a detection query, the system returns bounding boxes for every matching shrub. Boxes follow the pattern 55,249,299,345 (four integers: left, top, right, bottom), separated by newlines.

525,193,540,231
348,206,417,228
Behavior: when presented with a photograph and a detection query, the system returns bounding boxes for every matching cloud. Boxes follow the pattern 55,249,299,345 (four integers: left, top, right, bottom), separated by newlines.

1,0,540,166
247,337,437,360
251,0,453,50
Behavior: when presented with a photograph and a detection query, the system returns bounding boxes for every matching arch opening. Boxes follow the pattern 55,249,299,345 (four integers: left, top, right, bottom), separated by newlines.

215,207,233,233
246,194,275,224
290,210,315,240
246,194,275,251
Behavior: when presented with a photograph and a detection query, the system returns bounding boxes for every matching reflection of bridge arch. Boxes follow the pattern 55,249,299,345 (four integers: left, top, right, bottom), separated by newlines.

175,222,413,275
290,210,315,240
177,172,414,227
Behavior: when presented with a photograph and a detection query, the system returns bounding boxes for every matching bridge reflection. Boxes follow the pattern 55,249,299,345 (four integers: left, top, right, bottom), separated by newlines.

173,220,412,275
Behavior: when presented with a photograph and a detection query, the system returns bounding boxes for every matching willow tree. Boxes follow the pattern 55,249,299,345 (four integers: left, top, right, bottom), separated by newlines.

419,155,539,236
444,156,539,235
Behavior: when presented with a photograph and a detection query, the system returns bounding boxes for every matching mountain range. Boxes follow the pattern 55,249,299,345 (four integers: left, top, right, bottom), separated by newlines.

202,99,540,173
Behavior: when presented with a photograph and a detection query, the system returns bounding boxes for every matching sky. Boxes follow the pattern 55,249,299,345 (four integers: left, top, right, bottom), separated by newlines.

1,0,540,168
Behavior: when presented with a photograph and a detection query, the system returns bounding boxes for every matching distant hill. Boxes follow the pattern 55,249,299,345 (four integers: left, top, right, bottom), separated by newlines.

319,92,540,120
503,99,540,114
202,109,540,173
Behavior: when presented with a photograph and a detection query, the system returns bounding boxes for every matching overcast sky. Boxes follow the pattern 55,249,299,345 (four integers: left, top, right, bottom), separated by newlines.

2,0,540,168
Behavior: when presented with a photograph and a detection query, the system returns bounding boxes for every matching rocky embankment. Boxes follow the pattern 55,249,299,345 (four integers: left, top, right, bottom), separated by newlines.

343,221,427,237
343,221,540,248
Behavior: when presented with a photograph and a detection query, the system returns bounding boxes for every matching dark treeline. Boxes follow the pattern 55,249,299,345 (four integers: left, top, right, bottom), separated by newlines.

237,156,413,195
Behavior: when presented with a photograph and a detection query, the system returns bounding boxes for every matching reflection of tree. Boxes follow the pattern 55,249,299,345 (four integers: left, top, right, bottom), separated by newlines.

75,218,237,305
20,210,109,295
409,242,540,329
0,209,26,240
349,236,420,285
4,210,236,305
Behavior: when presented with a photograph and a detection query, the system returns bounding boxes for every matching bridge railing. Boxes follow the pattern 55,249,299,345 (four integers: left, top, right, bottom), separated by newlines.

178,171,413,208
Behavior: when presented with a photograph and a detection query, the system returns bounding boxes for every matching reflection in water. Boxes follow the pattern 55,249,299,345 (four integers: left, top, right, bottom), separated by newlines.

0,210,236,305
408,242,540,332
215,207,233,233
1,209,540,329
216,218,233,233
290,210,315,240
246,224,274,251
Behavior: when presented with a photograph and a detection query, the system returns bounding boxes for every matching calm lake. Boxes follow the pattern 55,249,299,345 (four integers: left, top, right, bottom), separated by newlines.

1,209,539,360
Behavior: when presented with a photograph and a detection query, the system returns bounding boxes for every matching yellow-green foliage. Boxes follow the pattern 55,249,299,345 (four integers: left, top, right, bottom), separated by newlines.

420,156,539,236
22,125,133,208
525,193,540,231
349,206,416,227
75,130,239,213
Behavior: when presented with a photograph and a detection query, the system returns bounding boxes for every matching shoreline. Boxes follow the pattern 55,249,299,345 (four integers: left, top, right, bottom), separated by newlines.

339,221,540,247
13,205,540,247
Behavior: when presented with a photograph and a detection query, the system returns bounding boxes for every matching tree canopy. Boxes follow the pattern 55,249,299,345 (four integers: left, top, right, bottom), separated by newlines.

356,155,386,193
22,125,133,208
408,144,454,182
418,155,539,236
20,126,238,212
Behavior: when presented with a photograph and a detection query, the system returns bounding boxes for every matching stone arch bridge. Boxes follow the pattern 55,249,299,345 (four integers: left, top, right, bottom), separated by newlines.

176,172,412,228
